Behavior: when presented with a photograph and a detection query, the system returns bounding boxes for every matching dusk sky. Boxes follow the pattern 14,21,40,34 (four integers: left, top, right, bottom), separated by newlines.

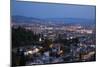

12,0,96,19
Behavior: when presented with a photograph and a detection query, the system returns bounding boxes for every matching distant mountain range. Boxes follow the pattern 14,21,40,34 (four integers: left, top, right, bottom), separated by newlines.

11,16,96,25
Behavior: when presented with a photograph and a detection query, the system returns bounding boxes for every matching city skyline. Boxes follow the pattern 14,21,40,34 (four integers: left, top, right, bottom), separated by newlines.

11,0,96,66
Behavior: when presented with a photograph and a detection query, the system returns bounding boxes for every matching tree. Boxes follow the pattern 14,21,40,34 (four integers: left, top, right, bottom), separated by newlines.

12,26,39,48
